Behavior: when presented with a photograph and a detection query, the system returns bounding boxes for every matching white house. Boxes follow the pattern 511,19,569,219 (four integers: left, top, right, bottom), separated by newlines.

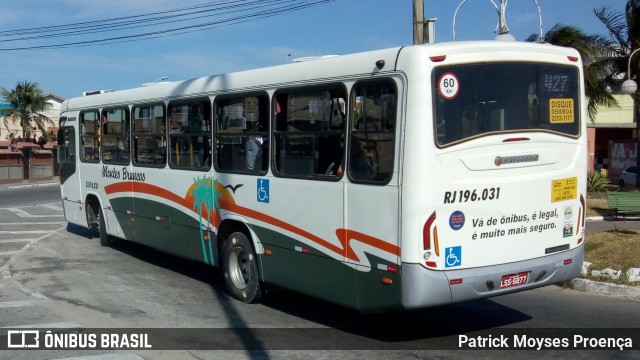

1,93,64,141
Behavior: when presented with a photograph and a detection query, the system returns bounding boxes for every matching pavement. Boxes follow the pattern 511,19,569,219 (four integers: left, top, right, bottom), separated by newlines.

1,178,638,298
585,215,640,235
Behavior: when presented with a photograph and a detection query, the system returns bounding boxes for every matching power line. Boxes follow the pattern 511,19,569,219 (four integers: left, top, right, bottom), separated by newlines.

0,0,336,51
0,0,285,40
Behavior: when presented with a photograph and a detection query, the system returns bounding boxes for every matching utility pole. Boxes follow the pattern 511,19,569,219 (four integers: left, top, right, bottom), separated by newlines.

413,0,424,45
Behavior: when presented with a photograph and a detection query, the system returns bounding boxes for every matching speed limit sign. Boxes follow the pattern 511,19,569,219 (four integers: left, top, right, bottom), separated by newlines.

438,72,459,99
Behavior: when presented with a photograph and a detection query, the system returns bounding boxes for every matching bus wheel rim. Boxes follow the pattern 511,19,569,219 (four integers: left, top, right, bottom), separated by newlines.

229,246,250,290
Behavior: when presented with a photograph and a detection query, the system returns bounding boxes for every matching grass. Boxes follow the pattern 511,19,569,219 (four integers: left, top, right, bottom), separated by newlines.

582,191,640,285
586,191,614,218
582,229,640,285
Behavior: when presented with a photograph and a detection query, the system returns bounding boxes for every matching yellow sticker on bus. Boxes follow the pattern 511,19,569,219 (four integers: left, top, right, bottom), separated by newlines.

551,177,577,203
549,98,574,123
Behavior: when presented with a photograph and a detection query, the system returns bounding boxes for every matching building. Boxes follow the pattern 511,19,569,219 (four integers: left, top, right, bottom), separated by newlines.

0,93,63,142
588,92,638,185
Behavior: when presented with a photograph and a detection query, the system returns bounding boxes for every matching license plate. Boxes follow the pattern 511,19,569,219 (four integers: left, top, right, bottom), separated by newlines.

500,272,529,289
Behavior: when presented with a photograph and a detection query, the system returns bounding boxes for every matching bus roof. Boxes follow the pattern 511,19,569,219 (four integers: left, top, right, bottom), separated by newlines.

61,41,579,112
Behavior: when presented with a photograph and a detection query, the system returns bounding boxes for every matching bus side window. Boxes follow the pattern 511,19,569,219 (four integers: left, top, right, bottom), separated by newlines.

132,104,166,167
348,79,397,184
214,94,269,174
101,108,130,165
168,100,212,171
273,86,346,179
80,110,100,163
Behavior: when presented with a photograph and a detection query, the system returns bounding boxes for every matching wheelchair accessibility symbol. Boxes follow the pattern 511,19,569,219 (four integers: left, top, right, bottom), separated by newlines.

445,246,462,268
257,178,269,203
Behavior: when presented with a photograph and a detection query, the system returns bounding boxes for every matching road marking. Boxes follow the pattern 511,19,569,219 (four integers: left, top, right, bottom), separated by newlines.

0,239,32,243
40,203,64,211
1,222,66,225
6,208,31,217
0,230,50,234
0,300,43,308
5,207,64,218
2,322,80,329
0,225,66,279
15,281,49,299
0,250,20,256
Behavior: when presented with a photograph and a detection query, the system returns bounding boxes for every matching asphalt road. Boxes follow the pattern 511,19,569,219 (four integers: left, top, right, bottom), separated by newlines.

0,183,638,360
0,182,60,207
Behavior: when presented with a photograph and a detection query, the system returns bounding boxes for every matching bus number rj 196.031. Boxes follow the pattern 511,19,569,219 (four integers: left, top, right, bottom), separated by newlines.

443,188,501,204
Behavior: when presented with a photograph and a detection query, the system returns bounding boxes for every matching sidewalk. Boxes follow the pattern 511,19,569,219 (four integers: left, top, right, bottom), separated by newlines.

585,216,640,234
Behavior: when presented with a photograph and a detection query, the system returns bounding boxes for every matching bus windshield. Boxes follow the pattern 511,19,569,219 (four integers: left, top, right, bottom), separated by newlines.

434,62,580,147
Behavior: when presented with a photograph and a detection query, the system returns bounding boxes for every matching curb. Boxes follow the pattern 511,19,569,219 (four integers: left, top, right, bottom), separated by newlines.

0,182,58,192
586,215,640,221
571,278,640,298
0,180,58,192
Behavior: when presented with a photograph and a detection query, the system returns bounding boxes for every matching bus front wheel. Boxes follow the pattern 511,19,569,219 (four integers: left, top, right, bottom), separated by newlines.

222,232,262,303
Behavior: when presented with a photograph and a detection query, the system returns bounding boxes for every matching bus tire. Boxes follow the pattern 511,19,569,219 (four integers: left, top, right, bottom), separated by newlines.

222,231,262,303
98,207,113,247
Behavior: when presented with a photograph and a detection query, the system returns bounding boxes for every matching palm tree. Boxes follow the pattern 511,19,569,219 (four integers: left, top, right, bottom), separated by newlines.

1,81,54,140
596,0,640,188
594,0,640,109
190,175,221,265
527,24,619,120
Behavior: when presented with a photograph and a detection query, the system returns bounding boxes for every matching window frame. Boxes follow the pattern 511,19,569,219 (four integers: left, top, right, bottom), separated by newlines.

432,62,581,148
347,78,398,185
272,83,347,181
213,92,270,175
131,103,167,168
168,98,213,171
79,110,101,164
100,106,131,166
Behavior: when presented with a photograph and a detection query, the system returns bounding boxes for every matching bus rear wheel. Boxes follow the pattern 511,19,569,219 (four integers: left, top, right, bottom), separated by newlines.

96,206,115,247
222,232,262,303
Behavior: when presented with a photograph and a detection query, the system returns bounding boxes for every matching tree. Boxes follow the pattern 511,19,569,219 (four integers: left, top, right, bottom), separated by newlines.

0,81,54,140
594,0,640,110
190,175,221,265
526,1,640,120
596,0,640,188
527,24,618,120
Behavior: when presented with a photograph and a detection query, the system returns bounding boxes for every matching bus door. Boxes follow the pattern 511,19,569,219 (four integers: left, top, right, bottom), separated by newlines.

345,78,402,312
58,111,87,227
100,107,135,241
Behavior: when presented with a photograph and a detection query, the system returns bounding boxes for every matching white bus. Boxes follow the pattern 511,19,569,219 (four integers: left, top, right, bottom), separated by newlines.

58,41,586,312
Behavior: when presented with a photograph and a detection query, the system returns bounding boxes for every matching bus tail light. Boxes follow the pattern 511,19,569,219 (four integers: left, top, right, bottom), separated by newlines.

577,195,585,245
423,212,438,268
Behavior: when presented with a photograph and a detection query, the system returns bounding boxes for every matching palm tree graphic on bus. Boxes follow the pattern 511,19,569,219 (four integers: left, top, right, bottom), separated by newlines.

190,175,222,265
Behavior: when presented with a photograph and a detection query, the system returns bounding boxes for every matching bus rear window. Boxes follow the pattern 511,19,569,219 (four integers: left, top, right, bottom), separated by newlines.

434,63,580,147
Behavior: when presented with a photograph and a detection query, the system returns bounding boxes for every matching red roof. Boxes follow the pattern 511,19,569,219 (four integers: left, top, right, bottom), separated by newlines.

15,142,40,148
0,140,10,148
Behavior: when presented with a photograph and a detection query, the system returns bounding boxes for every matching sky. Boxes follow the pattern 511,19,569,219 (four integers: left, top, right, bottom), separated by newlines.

0,0,628,100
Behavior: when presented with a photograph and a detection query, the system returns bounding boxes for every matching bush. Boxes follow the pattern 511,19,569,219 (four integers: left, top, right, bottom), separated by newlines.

587,170,612,192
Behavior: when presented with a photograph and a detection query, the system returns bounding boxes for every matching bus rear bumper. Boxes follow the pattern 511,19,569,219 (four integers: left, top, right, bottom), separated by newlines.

401,245,584,309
